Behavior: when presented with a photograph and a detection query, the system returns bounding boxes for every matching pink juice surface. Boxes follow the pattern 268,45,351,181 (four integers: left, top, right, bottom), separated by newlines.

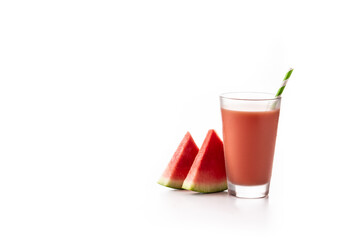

221,108,280,186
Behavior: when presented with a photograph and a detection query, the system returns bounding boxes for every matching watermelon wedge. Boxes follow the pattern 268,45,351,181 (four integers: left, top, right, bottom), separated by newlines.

157,132,199,189
182,129,227,193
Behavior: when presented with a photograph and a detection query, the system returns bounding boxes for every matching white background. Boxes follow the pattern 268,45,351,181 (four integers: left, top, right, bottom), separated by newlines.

1,0,360,239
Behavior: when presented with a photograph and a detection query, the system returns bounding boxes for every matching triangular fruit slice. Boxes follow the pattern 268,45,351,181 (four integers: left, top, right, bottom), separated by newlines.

182,129,227,193
158,132,199,189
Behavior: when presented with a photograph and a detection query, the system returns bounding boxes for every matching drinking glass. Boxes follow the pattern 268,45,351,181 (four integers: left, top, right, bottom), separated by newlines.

220,92,281,198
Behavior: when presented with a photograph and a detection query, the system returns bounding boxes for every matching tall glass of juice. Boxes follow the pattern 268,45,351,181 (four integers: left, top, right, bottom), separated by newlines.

220,92,281,198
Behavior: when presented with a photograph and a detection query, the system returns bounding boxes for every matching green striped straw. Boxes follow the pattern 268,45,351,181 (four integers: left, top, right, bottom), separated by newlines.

275,68,293,97
270,68,294,110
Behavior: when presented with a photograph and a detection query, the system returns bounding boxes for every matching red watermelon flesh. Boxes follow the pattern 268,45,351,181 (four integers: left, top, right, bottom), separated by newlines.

158,132,199,189
182,129,227,193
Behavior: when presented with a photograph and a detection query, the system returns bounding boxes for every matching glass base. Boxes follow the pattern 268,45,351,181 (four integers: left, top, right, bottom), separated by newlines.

227,181,270,199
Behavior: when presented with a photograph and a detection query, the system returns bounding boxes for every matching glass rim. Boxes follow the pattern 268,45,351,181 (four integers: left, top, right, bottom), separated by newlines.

219,92,281,101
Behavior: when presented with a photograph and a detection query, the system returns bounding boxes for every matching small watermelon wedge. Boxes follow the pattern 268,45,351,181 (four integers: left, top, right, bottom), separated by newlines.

158,132,199,189
182,129,227,193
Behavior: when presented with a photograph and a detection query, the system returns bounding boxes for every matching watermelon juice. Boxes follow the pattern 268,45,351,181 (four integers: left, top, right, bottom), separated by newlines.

220,92,281,198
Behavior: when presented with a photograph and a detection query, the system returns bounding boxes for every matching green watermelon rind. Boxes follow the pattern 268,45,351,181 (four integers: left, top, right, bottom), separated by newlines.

182,180,227,193
157,177,184,190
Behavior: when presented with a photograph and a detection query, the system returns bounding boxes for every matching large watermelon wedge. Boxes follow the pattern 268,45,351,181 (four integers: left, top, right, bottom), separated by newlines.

157,132,199,189
182,130,227,193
